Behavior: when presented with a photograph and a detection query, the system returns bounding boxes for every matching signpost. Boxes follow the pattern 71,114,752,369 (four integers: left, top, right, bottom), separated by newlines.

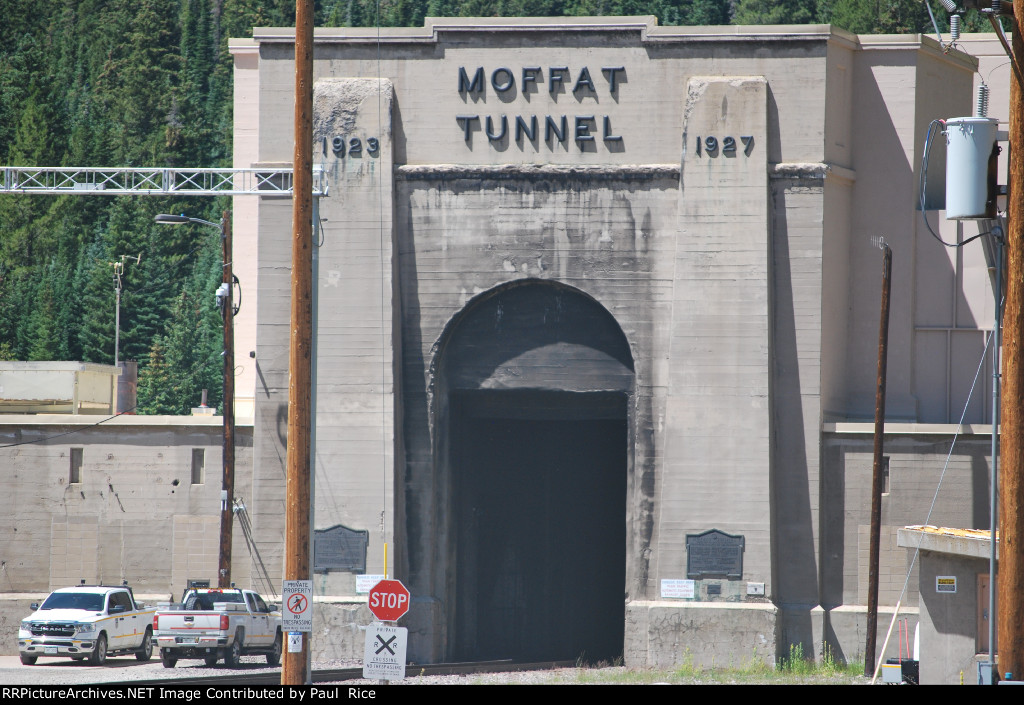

363,579,410,682
362,624,407,681
367,579,410,622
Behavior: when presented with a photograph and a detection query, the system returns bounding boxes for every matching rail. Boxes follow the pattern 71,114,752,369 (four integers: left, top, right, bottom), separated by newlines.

112,659,577,686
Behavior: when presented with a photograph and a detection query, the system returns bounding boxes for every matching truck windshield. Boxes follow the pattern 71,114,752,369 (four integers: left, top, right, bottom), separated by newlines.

39,593,105,611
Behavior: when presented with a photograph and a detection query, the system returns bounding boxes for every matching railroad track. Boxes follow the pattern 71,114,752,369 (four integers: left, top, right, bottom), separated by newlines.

119,659,578,686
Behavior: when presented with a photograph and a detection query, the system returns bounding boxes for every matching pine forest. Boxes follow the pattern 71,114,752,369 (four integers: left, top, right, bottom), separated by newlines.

0,0,970,413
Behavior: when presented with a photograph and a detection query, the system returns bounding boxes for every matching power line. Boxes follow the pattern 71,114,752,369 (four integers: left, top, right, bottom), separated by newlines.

0,404,139,448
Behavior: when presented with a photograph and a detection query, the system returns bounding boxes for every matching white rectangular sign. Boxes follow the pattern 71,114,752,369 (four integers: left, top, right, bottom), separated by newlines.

356,574,385,594
282,580,313,630
363,625,407,681
936,576,957,593
661,579,696,599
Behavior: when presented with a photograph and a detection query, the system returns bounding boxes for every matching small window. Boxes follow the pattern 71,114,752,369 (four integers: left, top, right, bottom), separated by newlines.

191,449,205,485
69,448,83,484
882,456,890,496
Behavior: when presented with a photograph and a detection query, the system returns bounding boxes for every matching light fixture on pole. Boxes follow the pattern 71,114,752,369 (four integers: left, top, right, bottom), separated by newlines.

110,253,141,370
155,210,237,588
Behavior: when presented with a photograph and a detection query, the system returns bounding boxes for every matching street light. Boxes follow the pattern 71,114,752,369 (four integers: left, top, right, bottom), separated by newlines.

155,210,236,589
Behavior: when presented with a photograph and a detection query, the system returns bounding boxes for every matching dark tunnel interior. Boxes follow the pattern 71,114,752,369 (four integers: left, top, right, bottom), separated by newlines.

451,389,627,663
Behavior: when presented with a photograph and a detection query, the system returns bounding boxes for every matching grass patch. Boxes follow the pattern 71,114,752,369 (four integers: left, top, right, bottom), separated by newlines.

489,646,867,685
777,643,865,680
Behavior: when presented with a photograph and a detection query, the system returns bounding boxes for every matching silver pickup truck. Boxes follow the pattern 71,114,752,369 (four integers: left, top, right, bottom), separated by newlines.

18,584,155,665
153,587,282,668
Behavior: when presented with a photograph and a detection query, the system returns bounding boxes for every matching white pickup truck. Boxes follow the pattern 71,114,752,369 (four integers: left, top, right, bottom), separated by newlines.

18,584,155,665
153,587,282,668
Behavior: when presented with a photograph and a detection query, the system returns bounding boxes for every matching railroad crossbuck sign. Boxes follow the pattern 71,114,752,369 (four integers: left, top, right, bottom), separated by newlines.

363,624,407,681
368,579,410,622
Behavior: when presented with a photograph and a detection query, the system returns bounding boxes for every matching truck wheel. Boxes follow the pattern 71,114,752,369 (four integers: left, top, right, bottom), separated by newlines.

135,628,153,661
266,631,282,667
224,630,243,668
204,654,219,667
89,634,107,666
161,650,177,668
19,654,37,665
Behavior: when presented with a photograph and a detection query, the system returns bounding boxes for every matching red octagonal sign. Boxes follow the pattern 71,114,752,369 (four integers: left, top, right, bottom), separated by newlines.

368,579,410,622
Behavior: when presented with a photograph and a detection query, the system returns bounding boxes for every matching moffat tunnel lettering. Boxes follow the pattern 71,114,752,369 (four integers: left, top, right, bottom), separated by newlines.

457,66,625,150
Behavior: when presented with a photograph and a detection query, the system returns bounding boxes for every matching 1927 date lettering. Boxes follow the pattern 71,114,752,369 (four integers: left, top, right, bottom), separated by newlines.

695,135,754,157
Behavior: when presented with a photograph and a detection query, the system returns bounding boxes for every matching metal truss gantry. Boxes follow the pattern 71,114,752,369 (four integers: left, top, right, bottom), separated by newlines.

0,165,326,196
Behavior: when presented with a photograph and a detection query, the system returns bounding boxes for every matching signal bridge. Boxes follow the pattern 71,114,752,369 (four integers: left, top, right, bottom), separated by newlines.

0,165,326,196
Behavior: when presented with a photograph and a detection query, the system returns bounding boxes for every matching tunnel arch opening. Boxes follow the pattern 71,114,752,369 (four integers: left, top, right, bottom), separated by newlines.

433,279,634,662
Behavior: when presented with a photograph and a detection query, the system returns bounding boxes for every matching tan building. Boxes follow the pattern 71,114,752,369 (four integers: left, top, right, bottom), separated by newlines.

224,17,1010,669
0,19,1009,674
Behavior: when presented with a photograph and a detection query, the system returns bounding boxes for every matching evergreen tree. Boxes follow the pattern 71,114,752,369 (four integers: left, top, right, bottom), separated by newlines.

137,340,175,413
136,285,223,415
732,0,818,25
76,233,118,366
827,0,932,34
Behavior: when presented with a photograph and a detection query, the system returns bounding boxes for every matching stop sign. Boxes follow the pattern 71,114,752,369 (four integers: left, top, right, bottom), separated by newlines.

368,579,411,622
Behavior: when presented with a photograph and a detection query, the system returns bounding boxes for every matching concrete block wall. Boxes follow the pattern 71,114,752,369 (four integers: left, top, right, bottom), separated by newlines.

0,417,254,595
823,429,991,609
824,604,919,668
858,525,917,606
171,516,221,590
624,601,777,669
48,517,99,588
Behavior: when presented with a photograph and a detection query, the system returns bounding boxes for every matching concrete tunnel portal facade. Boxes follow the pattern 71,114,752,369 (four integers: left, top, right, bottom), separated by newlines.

237,17,988,668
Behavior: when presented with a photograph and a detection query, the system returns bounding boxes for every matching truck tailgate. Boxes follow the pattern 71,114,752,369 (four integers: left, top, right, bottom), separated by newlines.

156,612,223,631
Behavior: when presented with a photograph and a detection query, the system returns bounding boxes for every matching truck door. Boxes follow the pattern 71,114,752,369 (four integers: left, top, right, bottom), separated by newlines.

107,592,136,648
246,593,270,645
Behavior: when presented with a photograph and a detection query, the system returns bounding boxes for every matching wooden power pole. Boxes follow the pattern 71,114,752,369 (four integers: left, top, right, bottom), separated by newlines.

865,241,892,677
219,210,235,588
999,0,1024,681
282,0,314,685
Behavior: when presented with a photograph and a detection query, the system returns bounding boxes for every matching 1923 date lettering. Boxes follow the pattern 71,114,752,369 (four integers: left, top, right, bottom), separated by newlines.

323,135,380,158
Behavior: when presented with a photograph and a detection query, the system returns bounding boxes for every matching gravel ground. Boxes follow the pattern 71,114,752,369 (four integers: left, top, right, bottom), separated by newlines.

0,655,564,686
0,656,871,686
0,654,282,685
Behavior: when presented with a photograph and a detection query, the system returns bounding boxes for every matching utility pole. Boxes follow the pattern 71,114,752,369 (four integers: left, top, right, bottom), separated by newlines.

865,240,893,677
154,211,237,589
999,0,1024,681
219,210,235,588
110,254,141,368
282,0,314,686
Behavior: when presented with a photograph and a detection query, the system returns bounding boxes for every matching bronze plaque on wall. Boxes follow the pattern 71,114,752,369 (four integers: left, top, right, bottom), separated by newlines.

686,529,744,579
313,524,369,573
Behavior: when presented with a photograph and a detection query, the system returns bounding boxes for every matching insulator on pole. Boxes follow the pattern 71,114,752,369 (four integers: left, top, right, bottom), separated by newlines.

992,0,1002,15
940,0,957,11
977,83,991,118
950,14,961,41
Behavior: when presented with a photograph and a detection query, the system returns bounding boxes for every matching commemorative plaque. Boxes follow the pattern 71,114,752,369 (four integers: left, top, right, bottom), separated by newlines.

686,529,744,579
313,524,369,573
